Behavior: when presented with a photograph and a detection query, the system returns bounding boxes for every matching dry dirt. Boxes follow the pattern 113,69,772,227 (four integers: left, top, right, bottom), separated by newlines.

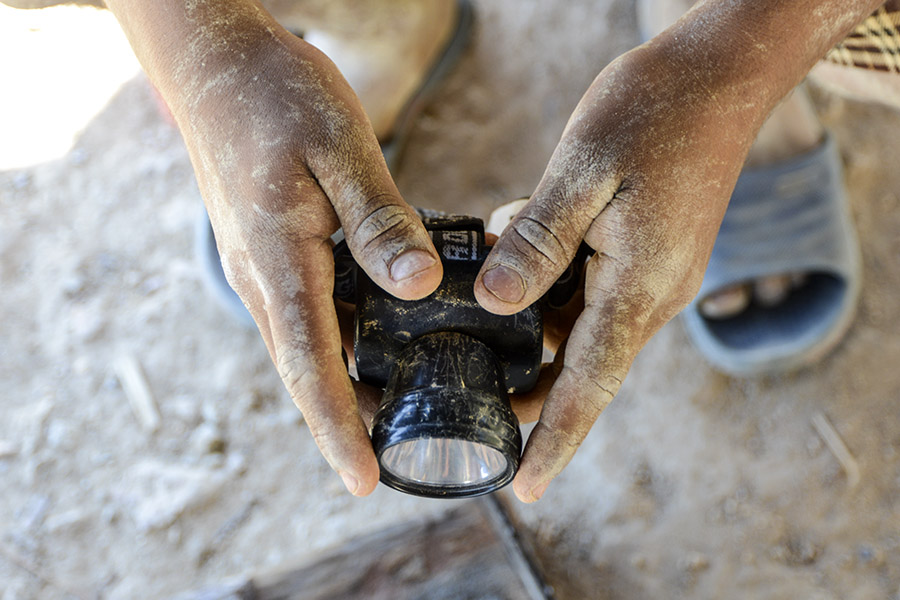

1,2,899,599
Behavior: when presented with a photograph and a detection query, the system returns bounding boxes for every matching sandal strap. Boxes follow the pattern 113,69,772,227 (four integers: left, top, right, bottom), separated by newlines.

697,134,859,300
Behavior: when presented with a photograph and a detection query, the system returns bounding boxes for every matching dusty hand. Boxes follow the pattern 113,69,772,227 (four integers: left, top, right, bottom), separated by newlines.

172,28,442,495
476,41,771,502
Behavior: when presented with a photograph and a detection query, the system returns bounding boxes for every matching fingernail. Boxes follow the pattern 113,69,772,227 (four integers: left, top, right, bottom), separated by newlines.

390,249,436,282
339,471,359,495
483,265,526,303
530,481,550,502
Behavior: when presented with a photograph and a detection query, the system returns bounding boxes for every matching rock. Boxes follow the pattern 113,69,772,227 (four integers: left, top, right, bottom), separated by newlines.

101,503,119,525
67,304,105,341
0,440,18,459
139,275,164,295
774,537,820,566
168,395,202,425
189,423,226,455
45,508,90,534
224,452,247,476
201,400,220,426
61,273,86,297
679,552,710,573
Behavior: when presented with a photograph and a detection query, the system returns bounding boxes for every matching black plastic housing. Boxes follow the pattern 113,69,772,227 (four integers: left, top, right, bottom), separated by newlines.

371,331,521,497
337,215,543,393
333,214,584,498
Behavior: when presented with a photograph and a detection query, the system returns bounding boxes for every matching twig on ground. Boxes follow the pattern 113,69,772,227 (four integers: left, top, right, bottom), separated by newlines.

812,412,861,489
197,498,259,566
114,354,160,432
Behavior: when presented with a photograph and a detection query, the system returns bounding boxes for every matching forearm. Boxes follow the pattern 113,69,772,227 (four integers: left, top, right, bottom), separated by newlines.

104,0,289,117
649,0,883,125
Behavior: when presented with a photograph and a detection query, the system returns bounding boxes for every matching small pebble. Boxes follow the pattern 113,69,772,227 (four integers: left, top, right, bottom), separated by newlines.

69,147,89,166
190,423,226,455
680,552,710,573
45,508,90,534
46,420,74,451
0,440,18,459
630,553,648,570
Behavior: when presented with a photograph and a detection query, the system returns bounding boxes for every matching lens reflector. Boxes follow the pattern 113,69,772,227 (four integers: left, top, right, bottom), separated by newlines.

380,438,509,486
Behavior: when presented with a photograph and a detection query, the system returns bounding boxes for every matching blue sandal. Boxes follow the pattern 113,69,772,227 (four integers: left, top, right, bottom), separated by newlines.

196,0,474,326
681,135,862,376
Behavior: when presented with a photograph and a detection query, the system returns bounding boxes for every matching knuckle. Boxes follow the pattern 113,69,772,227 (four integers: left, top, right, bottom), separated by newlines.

669,270,705,312
648,252,707,321
564,366,618,417
542,420,586,452
351,201,416,253
509,215,569,268
276,351,317,401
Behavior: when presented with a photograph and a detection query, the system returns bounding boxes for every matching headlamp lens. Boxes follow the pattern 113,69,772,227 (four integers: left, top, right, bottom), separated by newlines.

380,438,509,486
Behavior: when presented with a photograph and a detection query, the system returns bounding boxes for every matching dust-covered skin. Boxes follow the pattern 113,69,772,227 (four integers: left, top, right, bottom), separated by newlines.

104,0,444,496
476,0,884,502
259,0,457,141
101,0,883,503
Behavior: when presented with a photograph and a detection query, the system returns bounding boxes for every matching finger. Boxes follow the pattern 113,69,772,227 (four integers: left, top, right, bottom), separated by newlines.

221,185,381,496
474,185,608,315
511,253,650,503
309,120,442,301
259,236,380,497
509,339,567,424
512,364,619,503
508,256,584,422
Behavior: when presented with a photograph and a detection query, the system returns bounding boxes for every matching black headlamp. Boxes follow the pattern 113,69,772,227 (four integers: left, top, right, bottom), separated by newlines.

334,214,582,498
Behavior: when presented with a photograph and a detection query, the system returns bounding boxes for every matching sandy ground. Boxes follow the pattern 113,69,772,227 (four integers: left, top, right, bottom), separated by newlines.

1,2,899,599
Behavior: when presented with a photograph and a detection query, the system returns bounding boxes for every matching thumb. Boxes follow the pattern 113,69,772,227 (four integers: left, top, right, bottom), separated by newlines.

475,186,603,315
345,195,443,300
312,138,442,300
